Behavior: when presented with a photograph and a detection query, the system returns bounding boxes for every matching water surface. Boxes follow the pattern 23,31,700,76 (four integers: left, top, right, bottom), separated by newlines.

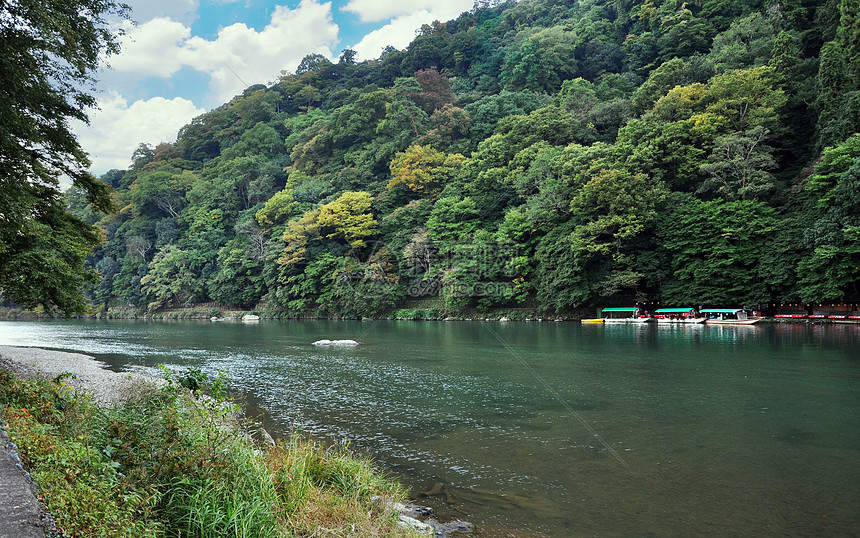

1,320,858,536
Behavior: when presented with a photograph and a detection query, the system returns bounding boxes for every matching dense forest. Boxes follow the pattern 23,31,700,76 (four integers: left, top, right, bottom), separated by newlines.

65,0,860,318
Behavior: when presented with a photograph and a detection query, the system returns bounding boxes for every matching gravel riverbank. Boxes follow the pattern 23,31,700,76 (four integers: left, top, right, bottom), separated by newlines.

0,345,162,405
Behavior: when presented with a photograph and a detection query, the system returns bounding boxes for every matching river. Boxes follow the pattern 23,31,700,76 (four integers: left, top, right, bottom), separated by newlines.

1,319,858,536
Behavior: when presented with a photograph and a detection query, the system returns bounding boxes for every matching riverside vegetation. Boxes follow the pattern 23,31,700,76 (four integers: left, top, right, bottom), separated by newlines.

0,367,417,537
5,0,859,319
62,0,859,319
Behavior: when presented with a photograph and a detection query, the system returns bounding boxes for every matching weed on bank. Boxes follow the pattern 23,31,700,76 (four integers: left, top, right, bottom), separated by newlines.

0,369,416,537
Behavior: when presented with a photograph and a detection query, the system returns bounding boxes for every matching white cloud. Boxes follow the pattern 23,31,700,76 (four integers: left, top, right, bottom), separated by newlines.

105,0,340,106
349,3,470,61
342,0,472,23
124,0,200,25
182,1,340,102
108,18,191,78
349,11,430,60
73,93,205,174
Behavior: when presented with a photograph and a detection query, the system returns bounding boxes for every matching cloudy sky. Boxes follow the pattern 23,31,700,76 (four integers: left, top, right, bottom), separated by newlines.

75,0,475,175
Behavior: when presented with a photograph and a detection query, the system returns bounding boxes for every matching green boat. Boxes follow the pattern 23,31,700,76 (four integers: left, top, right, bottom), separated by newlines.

600,307,653,323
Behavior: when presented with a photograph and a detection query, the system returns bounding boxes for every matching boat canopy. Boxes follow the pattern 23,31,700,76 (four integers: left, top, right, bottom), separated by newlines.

601,307,639,312
655,308,696,313
700,308,743,314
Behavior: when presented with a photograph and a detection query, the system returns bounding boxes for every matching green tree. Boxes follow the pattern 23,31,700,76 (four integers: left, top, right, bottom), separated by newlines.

805,133,860,203
221,122,285,160
130,168,196,218
256,189,298,228
140,245,197,310
707,12,776,72
698,126,777,200
278,209,321,267
797,225,860,302
659,196,778,305
327,246,403,317
278,253,341,313
567,167,668,302
632,57,687,113
502,26,580,93
656,7,715,61
796,140,860,300
615,112,724,192
464,90,550,144
208,237,266,307
296,53,333,75
768,30,802,84
426,196,481,252
703,66,786,133
815,40,860,149
380,78,432,145
837,0,860,85
420,104,473,153
0,0,127,314
534,222,591,310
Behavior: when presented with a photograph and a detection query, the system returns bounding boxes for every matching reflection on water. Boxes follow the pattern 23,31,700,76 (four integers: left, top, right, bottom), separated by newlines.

1,320,858,536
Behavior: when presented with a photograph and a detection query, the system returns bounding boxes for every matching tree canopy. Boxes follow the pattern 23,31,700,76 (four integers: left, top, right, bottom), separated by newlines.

0,0,127,314
42,0,860,316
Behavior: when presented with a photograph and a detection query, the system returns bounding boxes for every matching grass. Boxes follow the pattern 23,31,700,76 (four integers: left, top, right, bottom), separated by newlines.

0,369,420,537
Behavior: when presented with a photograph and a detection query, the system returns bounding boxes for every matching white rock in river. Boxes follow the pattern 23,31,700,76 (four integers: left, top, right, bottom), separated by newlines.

313,339,359,346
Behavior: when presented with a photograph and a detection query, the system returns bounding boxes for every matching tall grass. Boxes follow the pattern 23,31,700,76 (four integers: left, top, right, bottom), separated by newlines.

0,369,418,537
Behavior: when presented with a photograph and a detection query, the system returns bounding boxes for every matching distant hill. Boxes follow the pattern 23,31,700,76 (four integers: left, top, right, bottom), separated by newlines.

67,0,860,317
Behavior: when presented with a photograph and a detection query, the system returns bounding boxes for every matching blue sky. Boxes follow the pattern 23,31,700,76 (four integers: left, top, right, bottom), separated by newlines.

73,0,476,174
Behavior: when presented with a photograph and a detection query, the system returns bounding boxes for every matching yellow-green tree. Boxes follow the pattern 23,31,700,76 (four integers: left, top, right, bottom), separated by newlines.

317,191,378,248
387,145,465,197
278,209,321,267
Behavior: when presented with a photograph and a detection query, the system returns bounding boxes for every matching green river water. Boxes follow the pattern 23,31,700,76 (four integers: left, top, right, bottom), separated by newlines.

0,320,858,536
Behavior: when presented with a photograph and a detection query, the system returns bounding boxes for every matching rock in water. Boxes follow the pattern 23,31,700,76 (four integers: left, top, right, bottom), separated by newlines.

430,520,474,535
313,339,359,346
421,482,445,497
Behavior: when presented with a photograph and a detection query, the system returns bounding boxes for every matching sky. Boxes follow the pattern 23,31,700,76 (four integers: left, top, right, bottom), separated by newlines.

73,0,476,175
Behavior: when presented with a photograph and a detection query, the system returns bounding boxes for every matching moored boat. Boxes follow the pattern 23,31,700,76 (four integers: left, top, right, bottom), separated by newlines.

701,308,761,325
829,311,860,323
600,307,654,323
654,307,706,324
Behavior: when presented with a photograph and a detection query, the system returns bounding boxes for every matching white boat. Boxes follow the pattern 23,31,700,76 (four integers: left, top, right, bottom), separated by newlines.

600,307,654,323
654,308,706,324
701,308,761,325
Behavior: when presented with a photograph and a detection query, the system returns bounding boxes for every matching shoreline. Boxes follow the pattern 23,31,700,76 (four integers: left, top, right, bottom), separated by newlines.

4,306,859,325
0,305,593,323
0,345,162,405
0,346,472,537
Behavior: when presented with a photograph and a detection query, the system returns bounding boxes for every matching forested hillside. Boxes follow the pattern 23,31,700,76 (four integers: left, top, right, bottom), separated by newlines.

67,0,860,317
